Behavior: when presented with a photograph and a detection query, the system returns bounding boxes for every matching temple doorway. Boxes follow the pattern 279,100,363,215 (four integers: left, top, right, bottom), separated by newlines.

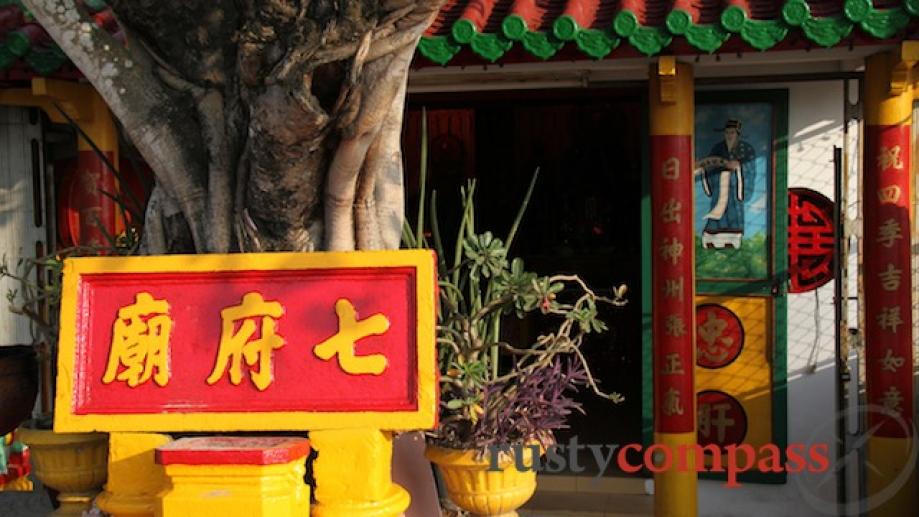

404,88,646,476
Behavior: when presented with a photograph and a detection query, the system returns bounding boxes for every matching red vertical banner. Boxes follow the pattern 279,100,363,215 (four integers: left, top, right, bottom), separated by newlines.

652,135,695,433
864,124,913,438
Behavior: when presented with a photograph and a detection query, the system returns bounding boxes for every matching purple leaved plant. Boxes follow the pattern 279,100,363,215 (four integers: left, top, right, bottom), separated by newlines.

471,356,588,452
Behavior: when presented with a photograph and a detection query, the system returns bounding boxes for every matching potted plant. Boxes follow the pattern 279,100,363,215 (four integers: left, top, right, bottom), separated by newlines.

4,248,112,515
404,171,626,517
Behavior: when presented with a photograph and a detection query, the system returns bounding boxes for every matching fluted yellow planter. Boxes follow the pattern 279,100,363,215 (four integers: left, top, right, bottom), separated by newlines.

16,427,108,516
426,445,538,517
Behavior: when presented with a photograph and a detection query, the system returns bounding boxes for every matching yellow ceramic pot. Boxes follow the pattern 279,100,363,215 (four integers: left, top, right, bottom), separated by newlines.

16,427,108,516
426,444,538,517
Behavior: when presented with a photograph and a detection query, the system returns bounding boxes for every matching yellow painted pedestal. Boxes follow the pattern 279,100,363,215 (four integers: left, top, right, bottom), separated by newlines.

97,432,172,517
154,437,311,517
311,428,410,517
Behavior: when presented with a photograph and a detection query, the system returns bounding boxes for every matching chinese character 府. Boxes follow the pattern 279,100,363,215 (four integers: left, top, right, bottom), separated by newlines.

207,292,285,391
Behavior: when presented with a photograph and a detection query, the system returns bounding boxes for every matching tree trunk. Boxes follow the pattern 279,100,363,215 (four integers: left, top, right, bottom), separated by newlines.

23,0,444,254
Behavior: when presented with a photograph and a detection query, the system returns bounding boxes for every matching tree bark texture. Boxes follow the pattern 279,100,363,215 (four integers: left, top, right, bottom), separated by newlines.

23,0,445,254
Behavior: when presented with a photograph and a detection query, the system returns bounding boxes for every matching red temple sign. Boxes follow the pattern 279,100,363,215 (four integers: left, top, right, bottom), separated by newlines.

54,250,438,433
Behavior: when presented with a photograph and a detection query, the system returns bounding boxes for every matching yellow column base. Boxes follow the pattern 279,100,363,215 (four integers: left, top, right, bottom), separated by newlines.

96,432,172,517
55,492,97,516
867,436,918,517
0,476,33,491
654,432,697,517
311,428,409,517
156,461,310,517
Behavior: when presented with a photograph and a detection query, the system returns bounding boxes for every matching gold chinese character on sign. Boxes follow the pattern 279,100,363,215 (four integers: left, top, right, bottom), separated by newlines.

661,352,685,375
662,388,684,416
662,157,680,180
663,278,684,299
207,292,285,391
661,199,682,223
878,264,902,291
877,185,901,205
876,306,904,334
103,292,173,388
698,402,735,444
879,349,905,373
660,238,684,265
664,315,687,337
876,219,903,248
876,145,904,171
879,386,904,414
697,310,732,364
314,298,389,375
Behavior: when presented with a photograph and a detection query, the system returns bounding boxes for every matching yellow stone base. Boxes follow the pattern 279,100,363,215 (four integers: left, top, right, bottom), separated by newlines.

426,445,537,517
0,476,33,491
97,432,172,517
156,460,310,517
867,435,918,517
311,483,409,517
653,432,697,517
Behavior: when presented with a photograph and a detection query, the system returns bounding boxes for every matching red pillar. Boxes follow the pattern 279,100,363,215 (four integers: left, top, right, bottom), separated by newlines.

863,49,917,517
649,57,697,516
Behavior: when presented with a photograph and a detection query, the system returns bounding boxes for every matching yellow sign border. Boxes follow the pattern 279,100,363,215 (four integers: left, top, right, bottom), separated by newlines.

54,250,438,433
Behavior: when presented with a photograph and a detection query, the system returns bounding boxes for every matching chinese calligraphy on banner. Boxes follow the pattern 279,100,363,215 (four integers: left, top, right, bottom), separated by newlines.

55,250,437,433
864,124,914,437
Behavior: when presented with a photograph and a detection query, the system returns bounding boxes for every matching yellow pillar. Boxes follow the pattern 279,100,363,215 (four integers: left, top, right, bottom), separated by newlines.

0,78,122,240
96,433,172,517
649,57,698,517
310,428,409,517
863,47,918,517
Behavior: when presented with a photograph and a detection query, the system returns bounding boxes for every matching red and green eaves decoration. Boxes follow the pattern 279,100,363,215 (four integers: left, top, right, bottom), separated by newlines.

0,0,119,79
419,0,919,65
3,0,918,74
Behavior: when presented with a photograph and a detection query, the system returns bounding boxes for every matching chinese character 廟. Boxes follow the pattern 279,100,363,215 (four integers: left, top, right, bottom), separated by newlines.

103,292,173,388
314,298,389,375
207,292,285,391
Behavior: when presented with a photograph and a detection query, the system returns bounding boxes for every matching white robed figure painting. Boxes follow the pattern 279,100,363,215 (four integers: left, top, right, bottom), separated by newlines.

694,119,757,249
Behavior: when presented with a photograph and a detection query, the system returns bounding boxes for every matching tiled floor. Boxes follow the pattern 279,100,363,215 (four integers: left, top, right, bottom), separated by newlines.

518,475,654,517
520,491,653,517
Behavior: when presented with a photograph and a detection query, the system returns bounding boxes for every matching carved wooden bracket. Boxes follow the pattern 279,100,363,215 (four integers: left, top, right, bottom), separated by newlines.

658,56,677,104
891,41,919,96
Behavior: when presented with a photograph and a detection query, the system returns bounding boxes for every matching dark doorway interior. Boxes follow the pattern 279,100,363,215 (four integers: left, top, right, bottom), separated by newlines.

404,88,644,476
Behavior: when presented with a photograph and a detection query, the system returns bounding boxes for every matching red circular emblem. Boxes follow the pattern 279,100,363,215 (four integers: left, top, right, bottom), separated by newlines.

697,390,748,447
695,304,744,369
788,188,835,293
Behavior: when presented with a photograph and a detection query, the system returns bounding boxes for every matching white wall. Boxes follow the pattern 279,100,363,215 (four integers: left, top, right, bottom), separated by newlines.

695,81,844,516
0,106,46,347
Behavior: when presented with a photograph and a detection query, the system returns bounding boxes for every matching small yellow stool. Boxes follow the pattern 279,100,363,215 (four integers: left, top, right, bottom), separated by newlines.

154,437,310,517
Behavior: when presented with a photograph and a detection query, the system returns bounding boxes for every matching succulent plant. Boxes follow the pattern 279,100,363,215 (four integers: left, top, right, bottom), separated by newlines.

404,160,626,453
